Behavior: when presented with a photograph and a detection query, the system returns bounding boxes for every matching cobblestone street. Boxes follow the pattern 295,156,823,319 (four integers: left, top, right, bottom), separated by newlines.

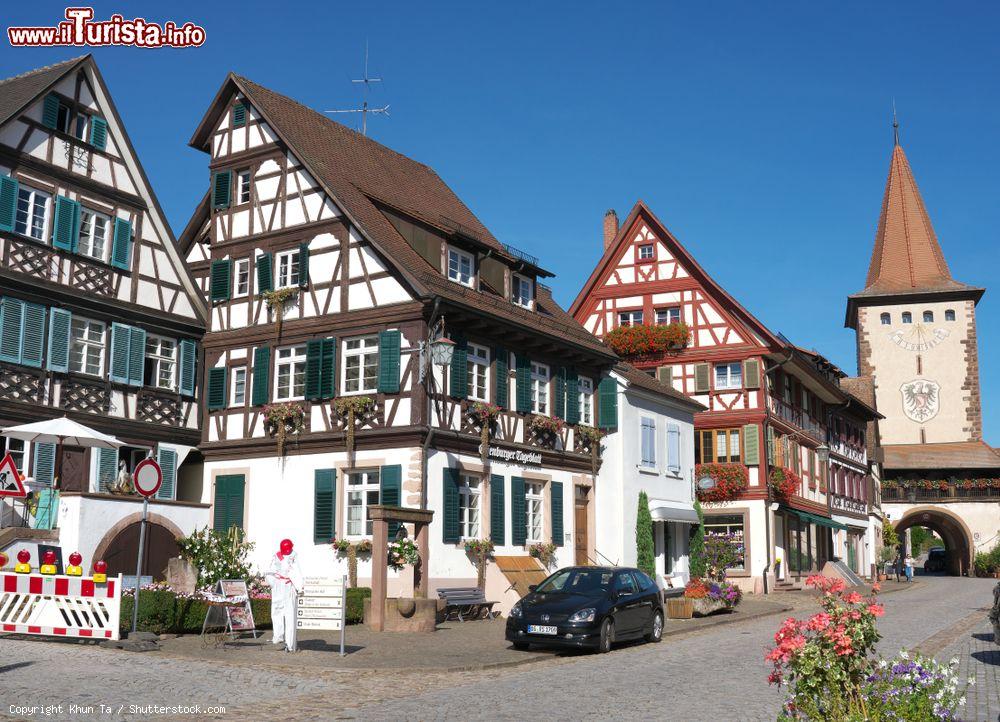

0,576,995,721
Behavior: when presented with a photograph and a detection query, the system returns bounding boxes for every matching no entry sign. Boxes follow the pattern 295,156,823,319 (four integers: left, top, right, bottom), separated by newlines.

132,458,162,497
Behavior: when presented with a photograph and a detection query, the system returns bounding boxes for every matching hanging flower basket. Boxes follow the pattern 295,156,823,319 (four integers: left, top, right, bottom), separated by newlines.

464,538,495,589
695,463,749,503
575,425,605,474
388,538,419,570
261,287,299,338
262,402,305,456
470,401,501,465
528,415,564,447
333,396,375,453
332,538,373,588
769,467,801,501
604,322,690,357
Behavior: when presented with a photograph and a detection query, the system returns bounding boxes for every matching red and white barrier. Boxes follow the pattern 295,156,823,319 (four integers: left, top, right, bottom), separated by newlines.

0,573,122,640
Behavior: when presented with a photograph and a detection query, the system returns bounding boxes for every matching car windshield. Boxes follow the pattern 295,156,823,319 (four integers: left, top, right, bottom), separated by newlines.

535,569,614,594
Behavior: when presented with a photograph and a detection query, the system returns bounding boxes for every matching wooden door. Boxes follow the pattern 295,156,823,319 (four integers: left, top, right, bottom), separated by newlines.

575,503,589,565
60,446,87,492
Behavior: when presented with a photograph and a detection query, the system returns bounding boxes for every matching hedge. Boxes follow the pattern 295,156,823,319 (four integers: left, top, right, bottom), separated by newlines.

119,587,371,634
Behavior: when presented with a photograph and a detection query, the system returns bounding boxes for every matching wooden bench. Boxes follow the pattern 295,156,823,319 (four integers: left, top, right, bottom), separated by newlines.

437,587,498,621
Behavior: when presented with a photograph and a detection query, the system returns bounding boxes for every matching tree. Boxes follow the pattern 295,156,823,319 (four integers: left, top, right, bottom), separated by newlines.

690,499,707,578
882,520,900,550
636,491,655,577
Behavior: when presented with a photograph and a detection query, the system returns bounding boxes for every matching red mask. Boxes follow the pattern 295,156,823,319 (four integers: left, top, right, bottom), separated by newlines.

279,539,293,556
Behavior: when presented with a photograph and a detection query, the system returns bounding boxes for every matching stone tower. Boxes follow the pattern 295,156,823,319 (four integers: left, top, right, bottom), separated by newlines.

846,138,985,446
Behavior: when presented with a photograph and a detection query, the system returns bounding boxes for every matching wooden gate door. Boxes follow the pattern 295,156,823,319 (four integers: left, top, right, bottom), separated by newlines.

574,503,589,565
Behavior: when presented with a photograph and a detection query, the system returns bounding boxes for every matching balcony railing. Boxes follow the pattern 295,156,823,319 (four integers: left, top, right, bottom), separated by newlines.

881,485,1000,502
768,396,825,442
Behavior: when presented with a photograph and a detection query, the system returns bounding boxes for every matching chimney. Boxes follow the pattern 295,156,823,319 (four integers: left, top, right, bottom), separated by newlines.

603,209,619,250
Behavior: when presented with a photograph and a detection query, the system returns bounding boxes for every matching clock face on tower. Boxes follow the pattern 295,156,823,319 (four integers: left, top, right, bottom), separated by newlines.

887,323,950,352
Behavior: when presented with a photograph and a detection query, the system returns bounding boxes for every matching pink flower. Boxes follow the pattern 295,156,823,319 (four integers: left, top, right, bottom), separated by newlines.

806,612,831,631
844,591,863,604
867,604,884,617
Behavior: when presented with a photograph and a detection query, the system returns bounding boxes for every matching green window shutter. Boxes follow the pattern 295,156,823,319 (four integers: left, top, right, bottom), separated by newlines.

494,347,508,408
449,335,468,399
305,339,323,400
52,196,80,252
108,323,130,384
377,330,401,393
319,338,336,398
694,363,710,393
88,117,108,151
743,424,760,465
256,252,273,293
0,176,19,232
766,425,776,465
510,477,526,546
127,326,145,386
213,474,246,532
209,259,232,303
110,218,132,271
744,358,761,390
490,475,505,545
207,367,228,410
0,297,25,364
515,355,531,413
313,469,336,544
298,243,310,287
380,464,402,538
96,447,118,493
33,442,56,486
251,346,271,406
46,308,72,372
178,340,196,396
565,368,579,425
42,94,60,129
554,367,566,420
657,365,673,385
21,302,46,368
156,446,177,500
598,376,618,431
551,481,564,547
442,467,460,543
212,170,232,210
232,102,247,128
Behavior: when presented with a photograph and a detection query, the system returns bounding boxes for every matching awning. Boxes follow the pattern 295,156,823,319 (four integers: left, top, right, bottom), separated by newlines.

649,499,699,524
781,507,848,531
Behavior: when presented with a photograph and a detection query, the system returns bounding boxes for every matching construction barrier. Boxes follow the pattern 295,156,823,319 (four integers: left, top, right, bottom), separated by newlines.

0,573,123,640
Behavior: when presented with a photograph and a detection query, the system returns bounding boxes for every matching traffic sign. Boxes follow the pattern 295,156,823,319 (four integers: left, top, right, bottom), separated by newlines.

132,458,162,497
0,453,27,498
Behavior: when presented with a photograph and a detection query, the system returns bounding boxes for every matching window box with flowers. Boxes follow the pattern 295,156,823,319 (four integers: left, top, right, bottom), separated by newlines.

528,415,564,448
604,322,690,358
262,402,306,455
695,463,749,503
528,542,557,569
769,467,801,501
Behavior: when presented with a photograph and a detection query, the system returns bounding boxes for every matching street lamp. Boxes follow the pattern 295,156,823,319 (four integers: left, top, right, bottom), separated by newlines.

816,443,830,465
428,336,456,367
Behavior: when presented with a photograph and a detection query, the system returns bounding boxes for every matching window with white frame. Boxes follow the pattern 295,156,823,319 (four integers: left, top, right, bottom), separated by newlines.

447,246,474,287
618,310,643,327
78,208,110,262
637,244,654,260
231,366,247,406
467,343,490,401
3,437,28,474
237,169,252,205
69,317,105,376
144,335,176,390
459,474,481,539
274,344,307,401
14,185,49,241
640,416,656,467
276,249,300,288
234,258,250,297
343,336,379,394
656,307,681,325
666,423,681,473
512,274,533,308
346,469,380,537
525,481,544,543
714,362,742,390
579,376,594,426
530,362,549,415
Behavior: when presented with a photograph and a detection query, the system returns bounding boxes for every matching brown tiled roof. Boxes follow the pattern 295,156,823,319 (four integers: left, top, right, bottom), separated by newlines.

614,362,706,411
883,441,1000,471
0,56,88,127
840,376,880,457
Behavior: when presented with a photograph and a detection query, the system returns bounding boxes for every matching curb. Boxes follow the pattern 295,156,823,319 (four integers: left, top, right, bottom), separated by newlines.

662,604,795,640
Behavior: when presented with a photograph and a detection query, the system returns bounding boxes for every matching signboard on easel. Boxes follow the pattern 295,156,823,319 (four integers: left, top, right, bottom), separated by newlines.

296,575,346,656
219,579,256,634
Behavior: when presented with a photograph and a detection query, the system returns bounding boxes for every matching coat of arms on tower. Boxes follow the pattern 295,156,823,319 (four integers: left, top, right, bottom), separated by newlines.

901,379,940,423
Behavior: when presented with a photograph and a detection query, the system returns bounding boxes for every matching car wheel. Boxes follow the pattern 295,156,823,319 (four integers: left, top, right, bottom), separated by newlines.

598,618,614,654
512,641,529,651
646,611,663,643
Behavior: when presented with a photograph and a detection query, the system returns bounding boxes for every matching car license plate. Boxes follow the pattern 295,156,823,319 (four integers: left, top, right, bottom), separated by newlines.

528,624,557,635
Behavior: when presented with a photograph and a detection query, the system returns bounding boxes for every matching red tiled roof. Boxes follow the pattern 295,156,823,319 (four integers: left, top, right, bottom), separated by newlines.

0,56,88,128
882,441,1000,471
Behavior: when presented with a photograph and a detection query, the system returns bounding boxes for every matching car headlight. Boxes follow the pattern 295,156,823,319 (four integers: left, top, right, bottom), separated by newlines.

568,607,596,623
510,602,523,618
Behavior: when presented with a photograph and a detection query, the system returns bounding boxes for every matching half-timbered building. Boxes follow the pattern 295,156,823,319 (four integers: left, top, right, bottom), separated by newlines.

180,74,686,596
571,203,880,592
0,56,209,574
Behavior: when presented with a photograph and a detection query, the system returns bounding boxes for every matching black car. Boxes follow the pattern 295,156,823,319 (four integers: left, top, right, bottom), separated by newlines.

924,547,947,572
505,566,664,653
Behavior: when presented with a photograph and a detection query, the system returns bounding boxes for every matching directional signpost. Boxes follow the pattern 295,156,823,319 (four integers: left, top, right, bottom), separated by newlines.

130,458,161,636
297,575,347,656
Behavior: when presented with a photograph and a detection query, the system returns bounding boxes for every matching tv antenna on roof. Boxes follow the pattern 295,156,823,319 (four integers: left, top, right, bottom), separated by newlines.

324,41,390,136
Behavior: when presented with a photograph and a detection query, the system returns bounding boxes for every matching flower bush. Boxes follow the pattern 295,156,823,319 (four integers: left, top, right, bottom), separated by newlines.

695,463,749,503
770,467,801,501
177,527,256,587
683,577,742,607
387,538,419,570
262,402,306,455
604,322,690,357
703,532,744,579
860,652,969,721
528,542,557,568
973,541,1000,576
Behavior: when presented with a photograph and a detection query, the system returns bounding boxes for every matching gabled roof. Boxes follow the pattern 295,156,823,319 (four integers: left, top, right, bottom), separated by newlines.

614,362,706,412
188,74,611,358
0,55,88,128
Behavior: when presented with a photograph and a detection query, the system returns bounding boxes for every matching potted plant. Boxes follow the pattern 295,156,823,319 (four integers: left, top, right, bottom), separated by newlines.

769,467,800,502
527,542,557,569
262,402,306,455
666,595,694,619
387,537,419,570
528,415,564,448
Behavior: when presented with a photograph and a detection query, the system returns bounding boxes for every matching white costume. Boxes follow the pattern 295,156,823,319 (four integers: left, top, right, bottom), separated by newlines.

266,549,303,651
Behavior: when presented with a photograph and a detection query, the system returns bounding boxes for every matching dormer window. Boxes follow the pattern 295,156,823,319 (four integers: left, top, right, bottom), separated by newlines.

447,246,474,287
512,274,534,309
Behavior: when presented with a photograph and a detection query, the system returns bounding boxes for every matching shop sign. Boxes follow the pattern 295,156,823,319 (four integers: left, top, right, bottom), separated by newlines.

488,444,542,467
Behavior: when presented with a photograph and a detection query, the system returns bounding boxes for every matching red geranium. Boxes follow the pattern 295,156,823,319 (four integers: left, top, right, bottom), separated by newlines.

605,322,690,357
696,463,750,503
769,467,801,501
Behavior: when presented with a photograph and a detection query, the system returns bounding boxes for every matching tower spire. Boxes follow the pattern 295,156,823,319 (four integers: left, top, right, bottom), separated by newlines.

892,99,900,147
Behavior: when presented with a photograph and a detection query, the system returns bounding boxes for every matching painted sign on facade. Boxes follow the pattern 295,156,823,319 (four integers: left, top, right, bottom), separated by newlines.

900,379,940,423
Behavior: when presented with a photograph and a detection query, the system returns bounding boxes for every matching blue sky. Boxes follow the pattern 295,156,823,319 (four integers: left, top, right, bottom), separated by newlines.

3,1,998,444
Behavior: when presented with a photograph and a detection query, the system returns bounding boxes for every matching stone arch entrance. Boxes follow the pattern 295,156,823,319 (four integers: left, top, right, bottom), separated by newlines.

893,506,974,576
93,513,185,580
